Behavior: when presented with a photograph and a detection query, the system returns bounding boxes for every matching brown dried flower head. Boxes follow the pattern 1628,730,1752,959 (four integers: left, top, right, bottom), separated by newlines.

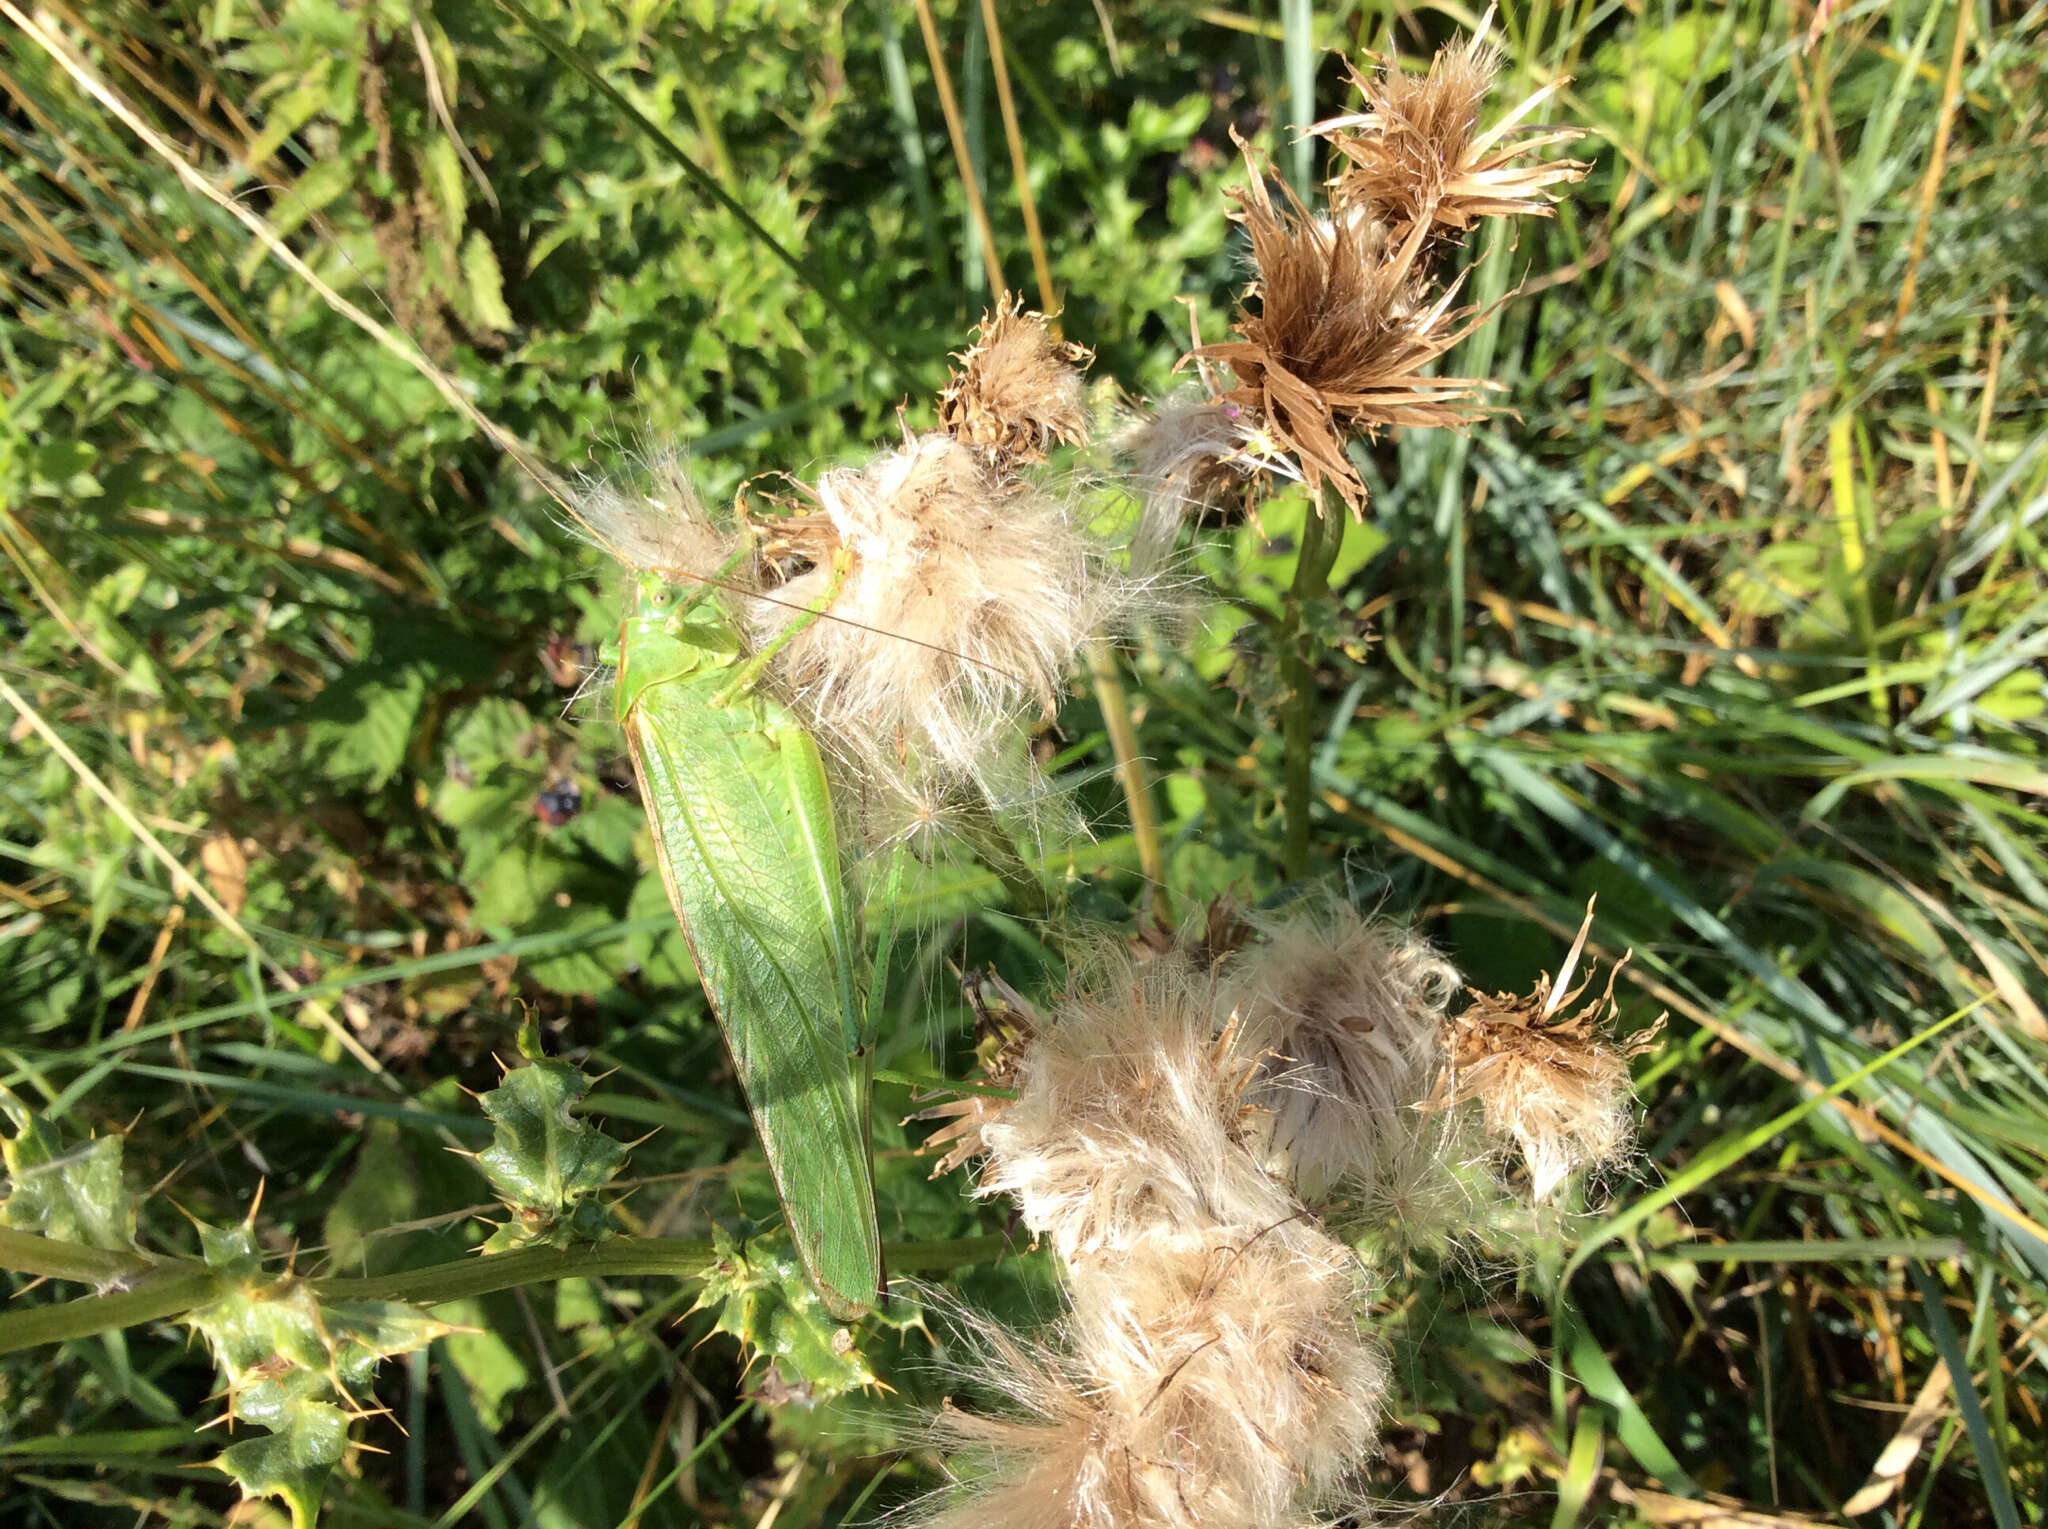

1315,15,1590,245
1181,12,1587,518
1193,143,1496,515
940,300,1094,471
1434,904,1662,1201
915,973,1039,1180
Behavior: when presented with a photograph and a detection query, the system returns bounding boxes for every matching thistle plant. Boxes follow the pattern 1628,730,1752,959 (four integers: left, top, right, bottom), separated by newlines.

1128,13,1590,883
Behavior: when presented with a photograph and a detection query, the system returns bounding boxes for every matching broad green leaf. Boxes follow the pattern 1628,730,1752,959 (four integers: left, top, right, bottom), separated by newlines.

422,137,469,242
234,157,355,284
303,666,427,789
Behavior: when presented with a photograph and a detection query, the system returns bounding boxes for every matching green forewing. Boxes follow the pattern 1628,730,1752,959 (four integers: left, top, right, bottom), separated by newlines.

625,666,880,1319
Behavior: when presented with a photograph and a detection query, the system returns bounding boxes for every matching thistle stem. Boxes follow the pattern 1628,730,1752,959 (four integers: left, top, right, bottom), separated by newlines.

0,1270,222,1357
1281,487,1344,881
0,1228,1017,1354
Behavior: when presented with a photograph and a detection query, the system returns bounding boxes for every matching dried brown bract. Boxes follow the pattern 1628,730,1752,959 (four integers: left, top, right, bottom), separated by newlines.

918,1085,1011,1182
1193,143,1497,515
1313,21,1588,246
1434,905,1662,1200
915,974,1038,1180
940,300,1093,471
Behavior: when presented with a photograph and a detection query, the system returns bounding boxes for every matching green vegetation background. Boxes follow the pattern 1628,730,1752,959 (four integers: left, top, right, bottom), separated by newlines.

1,0,2042,1524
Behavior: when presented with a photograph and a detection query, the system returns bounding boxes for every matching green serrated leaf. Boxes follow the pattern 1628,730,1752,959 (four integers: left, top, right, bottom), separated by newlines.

421,136,468,243
244,62,336,166
473,1051,627,1250
0,1089,138,1254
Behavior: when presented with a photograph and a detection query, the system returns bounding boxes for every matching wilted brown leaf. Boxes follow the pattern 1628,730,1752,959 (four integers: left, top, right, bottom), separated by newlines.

200,832,250,918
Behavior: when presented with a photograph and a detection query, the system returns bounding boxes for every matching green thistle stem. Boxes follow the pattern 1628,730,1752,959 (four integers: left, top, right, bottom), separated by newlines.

0,1229,1017,1353
0,1226,156,1286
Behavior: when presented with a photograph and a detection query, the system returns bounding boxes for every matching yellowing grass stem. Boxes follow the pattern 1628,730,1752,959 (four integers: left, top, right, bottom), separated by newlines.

1282,489,1344,880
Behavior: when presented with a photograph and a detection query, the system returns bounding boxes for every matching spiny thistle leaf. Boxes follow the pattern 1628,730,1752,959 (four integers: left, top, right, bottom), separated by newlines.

0,1087,138,1254
472,1025,627,1251
689,1224,922,1403
185,1217,455,1527
213,1404,350,1529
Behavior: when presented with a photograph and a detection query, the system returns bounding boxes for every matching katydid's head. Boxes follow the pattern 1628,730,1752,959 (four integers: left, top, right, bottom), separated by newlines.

633,570,680,617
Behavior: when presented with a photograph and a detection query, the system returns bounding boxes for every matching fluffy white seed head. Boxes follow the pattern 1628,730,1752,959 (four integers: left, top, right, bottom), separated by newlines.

1116,390,1259,569
922,1222,1383,1529
756,432,1129,799
1228,910,1461,1202
918,937,1413,1529
975,952,1297,1264
1445,1022,1639,1203
569,454,740,581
